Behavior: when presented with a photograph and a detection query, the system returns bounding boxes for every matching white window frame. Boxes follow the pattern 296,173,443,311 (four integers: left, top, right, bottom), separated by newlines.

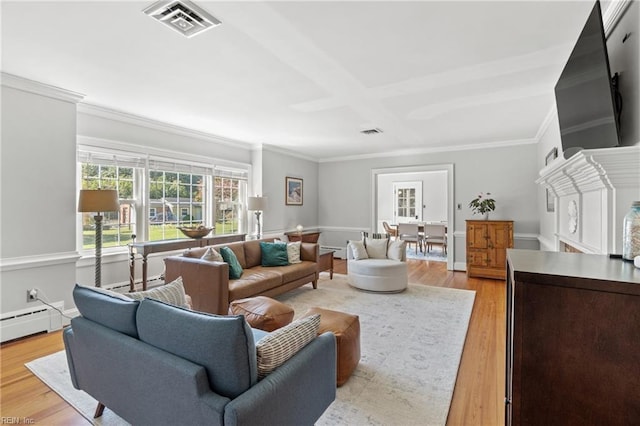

77,139,251,254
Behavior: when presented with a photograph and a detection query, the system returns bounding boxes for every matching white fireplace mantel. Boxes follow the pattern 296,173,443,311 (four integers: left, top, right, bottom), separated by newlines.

536,146,640,254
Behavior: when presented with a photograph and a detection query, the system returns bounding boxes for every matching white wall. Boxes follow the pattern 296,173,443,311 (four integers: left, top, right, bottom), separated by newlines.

607,1,639,148
536,114,561,251
377,170,447,231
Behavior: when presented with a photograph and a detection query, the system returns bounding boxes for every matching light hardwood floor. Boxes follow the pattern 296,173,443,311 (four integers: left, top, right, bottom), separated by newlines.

1,258,505,425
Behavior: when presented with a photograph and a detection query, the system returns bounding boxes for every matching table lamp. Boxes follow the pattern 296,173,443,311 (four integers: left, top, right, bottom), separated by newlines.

248,196,268,238
78,189,119,287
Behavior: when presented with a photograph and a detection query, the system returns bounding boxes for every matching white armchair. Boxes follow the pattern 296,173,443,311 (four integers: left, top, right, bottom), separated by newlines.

346,237,408,293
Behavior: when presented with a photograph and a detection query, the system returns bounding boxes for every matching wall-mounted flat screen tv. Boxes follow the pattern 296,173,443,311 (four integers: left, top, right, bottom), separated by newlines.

554,0,620,159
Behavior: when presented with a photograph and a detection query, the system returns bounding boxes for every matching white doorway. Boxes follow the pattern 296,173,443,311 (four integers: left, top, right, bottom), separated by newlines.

393,181,423,223
371,164,454,270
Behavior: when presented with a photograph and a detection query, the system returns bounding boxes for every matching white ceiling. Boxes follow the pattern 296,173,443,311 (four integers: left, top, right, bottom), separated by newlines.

1,1,600,161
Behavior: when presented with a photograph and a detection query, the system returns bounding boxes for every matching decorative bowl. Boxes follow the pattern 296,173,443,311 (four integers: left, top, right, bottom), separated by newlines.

178,226,213,239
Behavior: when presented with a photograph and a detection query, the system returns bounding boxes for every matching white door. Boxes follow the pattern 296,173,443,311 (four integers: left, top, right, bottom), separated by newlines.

393,181,423,223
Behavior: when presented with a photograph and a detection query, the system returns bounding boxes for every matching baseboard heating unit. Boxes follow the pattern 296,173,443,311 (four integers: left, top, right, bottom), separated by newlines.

320,246,347,259
1,301,63,343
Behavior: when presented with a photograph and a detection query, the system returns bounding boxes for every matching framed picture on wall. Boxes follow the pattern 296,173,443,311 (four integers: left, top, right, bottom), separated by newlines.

545,147,558,212
285,177,303,206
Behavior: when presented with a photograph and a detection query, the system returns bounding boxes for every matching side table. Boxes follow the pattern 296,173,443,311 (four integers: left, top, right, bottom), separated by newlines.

318,248,335,279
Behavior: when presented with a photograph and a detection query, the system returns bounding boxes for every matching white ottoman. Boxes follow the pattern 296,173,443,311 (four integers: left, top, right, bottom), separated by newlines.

347,259,408,293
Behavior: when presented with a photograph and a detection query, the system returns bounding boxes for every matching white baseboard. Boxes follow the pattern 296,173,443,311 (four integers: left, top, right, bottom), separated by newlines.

454,261,467,272
0,301,64,342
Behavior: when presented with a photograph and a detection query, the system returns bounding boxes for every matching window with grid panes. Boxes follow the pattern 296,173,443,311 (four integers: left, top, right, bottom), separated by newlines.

79,147,248,250
80,163,136,249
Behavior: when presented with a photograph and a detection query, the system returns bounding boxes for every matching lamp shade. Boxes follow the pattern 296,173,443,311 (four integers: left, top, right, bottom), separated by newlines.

78,189,119,213
248,196,267,211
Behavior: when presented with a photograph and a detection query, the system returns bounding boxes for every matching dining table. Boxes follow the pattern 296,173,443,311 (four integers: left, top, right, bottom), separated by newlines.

390,222,448,252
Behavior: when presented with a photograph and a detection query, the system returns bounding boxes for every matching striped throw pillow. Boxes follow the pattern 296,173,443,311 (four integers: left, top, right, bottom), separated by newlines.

361,232,390,240
256,314,320,379
125,277,189,309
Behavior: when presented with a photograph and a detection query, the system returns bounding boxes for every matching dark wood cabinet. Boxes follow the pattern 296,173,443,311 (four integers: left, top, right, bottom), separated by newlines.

466,220,513,279
506,250,640,426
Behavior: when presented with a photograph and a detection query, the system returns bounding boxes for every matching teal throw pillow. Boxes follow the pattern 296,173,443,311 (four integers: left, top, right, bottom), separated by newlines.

260,242,289,267
220,246,243,279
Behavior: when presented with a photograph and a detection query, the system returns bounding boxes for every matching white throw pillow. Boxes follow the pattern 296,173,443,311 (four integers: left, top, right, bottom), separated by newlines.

348,240,369,260
256,314,320,379
365,237,388,259
201,246,223,262
274,239,302,264
285,241,302,264
387,239,406,261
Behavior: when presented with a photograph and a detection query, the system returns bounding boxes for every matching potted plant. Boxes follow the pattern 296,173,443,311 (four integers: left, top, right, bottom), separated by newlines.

469,192,496,219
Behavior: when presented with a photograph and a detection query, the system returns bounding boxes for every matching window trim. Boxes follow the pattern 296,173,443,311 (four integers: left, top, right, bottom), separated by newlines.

77,138,252,254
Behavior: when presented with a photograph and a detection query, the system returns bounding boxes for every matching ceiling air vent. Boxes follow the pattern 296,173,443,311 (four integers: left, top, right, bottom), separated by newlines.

143,1,221,38
360,128,383,135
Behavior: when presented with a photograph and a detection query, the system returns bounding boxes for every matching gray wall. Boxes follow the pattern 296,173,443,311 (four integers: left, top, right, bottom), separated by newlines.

319,143,540,269
537,1,640,250
260,148,319,235
1,84,79,318
78,109,252,165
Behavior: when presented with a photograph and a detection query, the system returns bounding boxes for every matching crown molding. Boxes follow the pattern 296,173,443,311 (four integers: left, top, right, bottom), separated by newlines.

258,143,318,163
603,0,632,37
1,72,84,104
535,104,558,141
77,102,253,151
318,138,538,163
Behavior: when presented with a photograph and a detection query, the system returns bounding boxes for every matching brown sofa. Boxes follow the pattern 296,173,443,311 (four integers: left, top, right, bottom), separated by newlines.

164,238,319,315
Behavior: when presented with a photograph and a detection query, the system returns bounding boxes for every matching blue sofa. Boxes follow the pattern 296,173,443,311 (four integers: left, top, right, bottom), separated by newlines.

63,285,336,425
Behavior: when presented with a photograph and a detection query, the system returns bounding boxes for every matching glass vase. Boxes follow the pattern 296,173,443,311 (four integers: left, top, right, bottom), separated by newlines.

622,201,640,261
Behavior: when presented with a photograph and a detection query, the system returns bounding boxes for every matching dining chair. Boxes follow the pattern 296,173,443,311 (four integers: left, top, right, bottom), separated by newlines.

398,223,422,254
383,221,398,239
422,224,447,254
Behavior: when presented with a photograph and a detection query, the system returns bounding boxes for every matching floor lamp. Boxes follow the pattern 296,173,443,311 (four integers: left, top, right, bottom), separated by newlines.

78,189,119,287
248,196,268,239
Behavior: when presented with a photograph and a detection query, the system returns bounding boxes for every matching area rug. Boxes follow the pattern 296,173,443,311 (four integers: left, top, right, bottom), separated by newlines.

26,274,475,426
405,245,447,261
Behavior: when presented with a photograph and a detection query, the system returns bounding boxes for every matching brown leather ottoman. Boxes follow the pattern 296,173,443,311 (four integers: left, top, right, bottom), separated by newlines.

302,307,360,386
228,296,294,332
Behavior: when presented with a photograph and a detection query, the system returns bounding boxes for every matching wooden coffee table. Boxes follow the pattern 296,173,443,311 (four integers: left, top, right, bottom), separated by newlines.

318,248,335,279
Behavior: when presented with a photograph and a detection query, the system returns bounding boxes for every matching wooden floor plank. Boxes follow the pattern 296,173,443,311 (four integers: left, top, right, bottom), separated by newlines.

1,258,505,426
